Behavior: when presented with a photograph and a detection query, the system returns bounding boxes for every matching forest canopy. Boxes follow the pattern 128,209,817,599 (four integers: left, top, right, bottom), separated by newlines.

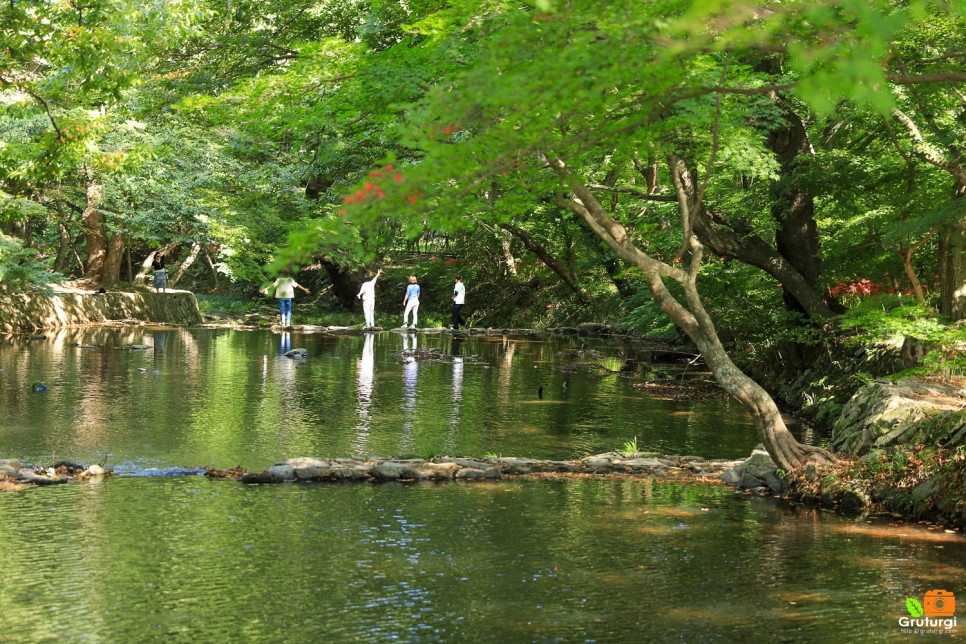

2,0,965,329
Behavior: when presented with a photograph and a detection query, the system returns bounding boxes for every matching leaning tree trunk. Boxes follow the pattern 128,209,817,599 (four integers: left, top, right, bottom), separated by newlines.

549,154,836,471
500,223,588,301
168,241,201,288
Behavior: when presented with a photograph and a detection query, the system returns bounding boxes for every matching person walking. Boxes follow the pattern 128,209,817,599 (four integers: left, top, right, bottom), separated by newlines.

356,268,383,329
451,275,466,330
402,275,421,329
264,270,310,327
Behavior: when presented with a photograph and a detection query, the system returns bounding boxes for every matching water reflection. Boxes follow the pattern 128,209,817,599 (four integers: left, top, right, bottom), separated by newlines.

353,333,375,453
1,328,781,469
0,478,961,642
450,337,463,442
401,333,419,450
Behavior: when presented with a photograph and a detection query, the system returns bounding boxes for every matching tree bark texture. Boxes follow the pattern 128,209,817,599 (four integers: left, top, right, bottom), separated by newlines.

765,98,823,315
939,204,966,320
82,178,107,282
101,231,125,287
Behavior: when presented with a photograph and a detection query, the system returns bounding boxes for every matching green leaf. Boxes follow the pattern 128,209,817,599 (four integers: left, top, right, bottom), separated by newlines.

906,597,924,617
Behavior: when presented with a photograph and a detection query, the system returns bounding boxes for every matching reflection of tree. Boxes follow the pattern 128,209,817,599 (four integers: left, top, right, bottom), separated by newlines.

497,336,516,407
352,333,375,455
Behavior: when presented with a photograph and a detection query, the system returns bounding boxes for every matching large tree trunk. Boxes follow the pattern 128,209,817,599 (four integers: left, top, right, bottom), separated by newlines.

136,250,158,284
53,222,72,274
766,98,826,370
82,176,107,282
766,97,823,315
939,221,966,320
101,231,125,287
320,258,360,309
939,186,966,320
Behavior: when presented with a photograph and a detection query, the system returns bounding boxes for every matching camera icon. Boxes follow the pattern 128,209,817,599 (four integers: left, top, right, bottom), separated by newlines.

924,590,956,617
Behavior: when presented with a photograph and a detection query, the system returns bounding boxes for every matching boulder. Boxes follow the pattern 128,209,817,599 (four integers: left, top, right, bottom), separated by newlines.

736,473,763,490
739,447,779,479
370,462,421,480
832,380,966,457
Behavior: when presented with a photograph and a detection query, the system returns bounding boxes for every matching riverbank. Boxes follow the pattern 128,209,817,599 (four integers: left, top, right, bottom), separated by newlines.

782,378,966,529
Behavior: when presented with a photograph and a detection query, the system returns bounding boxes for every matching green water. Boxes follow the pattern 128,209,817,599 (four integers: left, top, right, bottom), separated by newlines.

0,478,962,642
1,328,963,641
1,328,767,470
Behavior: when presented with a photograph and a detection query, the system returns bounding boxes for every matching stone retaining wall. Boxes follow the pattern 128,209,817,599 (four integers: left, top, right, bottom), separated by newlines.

0,290,202,332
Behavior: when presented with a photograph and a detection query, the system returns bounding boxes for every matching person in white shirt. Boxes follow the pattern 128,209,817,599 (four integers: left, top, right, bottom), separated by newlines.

402,275,421,329
356,268,383,329
451,275,466,330
264,271,310,327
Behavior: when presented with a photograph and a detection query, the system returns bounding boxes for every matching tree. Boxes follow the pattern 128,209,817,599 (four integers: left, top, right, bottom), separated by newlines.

327,0,966,467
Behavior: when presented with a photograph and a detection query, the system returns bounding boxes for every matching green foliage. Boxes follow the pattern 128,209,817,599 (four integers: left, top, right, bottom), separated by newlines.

0,233,59,293
1,0,965,352
839,296,964,345
620,436,639,457
839,296,966,381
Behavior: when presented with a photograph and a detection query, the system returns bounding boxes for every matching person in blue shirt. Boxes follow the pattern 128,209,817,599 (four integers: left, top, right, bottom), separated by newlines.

402,275,421,329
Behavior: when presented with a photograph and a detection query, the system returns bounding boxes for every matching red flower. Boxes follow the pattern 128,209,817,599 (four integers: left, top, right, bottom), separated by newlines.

394,173,403,183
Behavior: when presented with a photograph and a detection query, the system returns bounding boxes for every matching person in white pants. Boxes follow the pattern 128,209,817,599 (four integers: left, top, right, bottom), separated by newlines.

402,275,420,329
356,269,382,328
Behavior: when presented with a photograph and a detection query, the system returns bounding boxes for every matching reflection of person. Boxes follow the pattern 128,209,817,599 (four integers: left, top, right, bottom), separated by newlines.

403,330,418,353
152,255,168,293
451,275,466,330
353,333,375,451
402,275,420,329
264,271,311,327
402,339,419,434
356,269,383,329
279,331,291,355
